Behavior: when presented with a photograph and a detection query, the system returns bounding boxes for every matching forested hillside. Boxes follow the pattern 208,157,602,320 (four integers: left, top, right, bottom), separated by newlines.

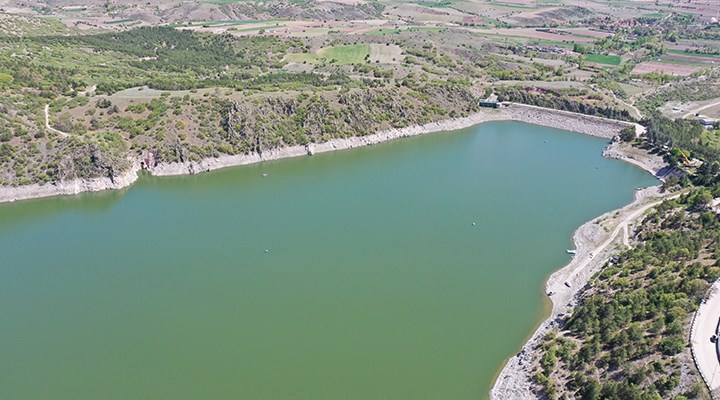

536,189,718,400
0,25,481,186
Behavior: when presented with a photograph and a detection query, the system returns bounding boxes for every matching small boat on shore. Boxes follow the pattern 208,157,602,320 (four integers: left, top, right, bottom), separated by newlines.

566,249,576,255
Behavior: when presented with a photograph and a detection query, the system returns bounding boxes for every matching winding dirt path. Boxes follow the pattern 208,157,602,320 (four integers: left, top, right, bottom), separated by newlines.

45,104,69,138
610,90,643,120
561,193,679,291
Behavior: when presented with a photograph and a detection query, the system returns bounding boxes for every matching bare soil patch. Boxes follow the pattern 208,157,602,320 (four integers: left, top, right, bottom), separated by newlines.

369,43,403,63
470,27,596,43
631,62,702,76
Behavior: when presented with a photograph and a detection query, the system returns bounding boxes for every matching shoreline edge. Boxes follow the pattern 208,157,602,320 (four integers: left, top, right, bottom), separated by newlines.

0,103,636,204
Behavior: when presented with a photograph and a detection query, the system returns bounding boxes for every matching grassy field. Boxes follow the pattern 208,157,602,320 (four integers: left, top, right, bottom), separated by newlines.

0,15,74,36
286,44,371,65
584,53,621,65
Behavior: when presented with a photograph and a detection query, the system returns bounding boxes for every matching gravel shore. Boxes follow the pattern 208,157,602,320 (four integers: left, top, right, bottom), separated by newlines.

490,140,672,400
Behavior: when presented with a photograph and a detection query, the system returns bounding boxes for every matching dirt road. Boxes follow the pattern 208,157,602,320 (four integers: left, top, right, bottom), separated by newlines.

45,104,69,138
682,99,720,119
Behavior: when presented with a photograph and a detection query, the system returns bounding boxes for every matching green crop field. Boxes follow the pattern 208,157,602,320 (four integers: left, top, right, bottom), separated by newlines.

105,19,136,25
322,45,370,64
488,1,534,9
584,53,621,65
287,44,370,65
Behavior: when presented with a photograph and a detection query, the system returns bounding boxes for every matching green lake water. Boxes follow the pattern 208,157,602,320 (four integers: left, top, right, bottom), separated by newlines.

0,121,658,399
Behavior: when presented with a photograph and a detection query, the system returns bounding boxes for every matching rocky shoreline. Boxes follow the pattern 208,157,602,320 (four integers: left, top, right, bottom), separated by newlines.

0,163,141,203
0,103,635,203
0,101,667,399
490,139,671,399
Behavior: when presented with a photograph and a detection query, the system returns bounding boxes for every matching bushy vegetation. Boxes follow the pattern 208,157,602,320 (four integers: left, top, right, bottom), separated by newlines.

537,191,720,400
643,114,720,164
0,27,299,95
0,20,503,186
495,86,634,121
109,82,479,164
637,72,720,116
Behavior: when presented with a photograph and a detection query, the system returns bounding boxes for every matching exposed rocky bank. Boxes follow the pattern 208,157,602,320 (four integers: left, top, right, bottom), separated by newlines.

0,104,635,203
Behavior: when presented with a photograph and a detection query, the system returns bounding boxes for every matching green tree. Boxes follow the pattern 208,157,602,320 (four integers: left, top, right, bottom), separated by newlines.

620,125,636,142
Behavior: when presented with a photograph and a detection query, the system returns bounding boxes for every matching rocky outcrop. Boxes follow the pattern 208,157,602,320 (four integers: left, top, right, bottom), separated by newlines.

0,161,140,203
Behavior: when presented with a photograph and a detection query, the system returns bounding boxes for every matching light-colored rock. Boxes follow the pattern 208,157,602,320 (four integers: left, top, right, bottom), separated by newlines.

0,161,140,203
0,104,636,203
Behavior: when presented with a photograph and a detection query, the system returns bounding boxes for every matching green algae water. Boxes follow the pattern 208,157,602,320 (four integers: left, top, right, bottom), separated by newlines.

0,122,658,399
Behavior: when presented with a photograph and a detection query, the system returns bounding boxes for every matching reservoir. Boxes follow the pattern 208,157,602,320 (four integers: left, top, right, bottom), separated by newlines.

0,121,658,399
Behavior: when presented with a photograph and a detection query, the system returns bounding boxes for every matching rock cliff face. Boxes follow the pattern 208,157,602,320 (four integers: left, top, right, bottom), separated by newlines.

148,105,630,177
148,110,506,177
0,161,140,203
56,143,129,183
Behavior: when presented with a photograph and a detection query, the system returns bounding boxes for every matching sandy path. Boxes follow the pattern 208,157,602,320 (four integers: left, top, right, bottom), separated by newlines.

588,83,643,120
692,280,720,398
622,225,629,247
45,104,69,138
561,193,678,293
614,92,643,120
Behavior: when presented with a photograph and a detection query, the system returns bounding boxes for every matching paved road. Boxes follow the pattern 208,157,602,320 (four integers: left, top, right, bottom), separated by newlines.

692,281,720,395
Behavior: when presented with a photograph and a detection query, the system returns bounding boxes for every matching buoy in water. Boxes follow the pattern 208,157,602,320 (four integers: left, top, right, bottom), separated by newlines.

472,222,476,226
262,173,268,177
264,249,269,253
